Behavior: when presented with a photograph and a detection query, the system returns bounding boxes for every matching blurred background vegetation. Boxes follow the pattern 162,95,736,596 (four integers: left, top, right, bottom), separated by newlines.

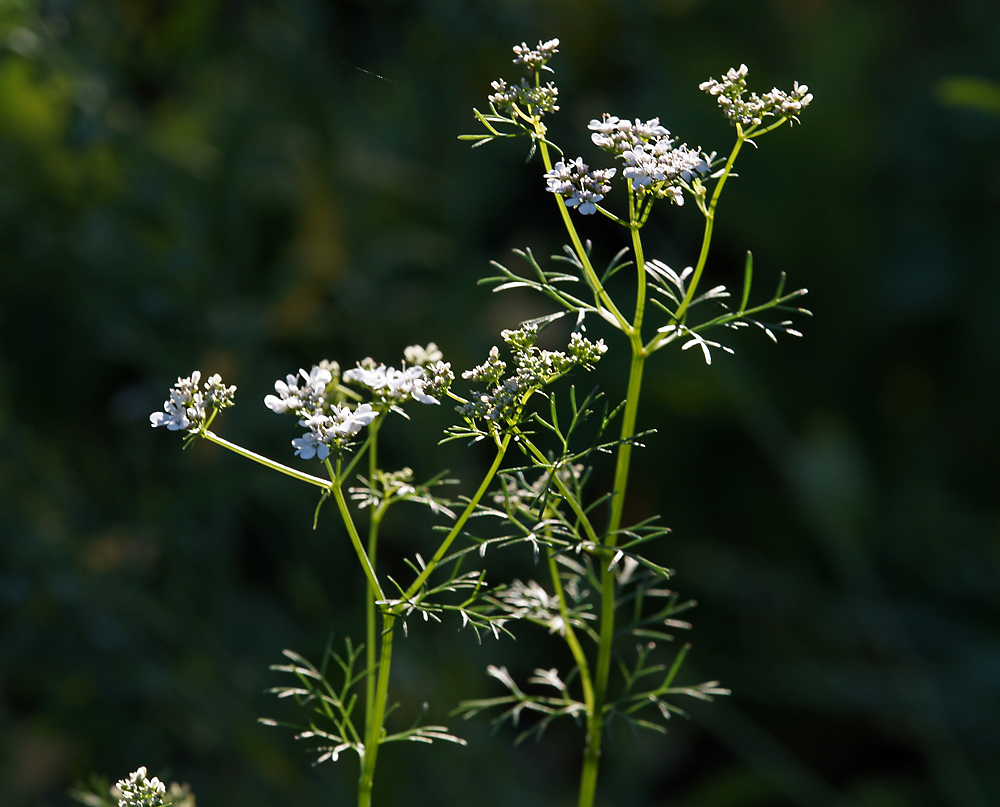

2,0,998,805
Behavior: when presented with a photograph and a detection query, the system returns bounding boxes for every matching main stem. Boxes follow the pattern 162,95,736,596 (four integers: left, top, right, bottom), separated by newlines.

578,191,650,807
578,340,646,807
672,132,744,324
358,613,396,807
364,427,382,760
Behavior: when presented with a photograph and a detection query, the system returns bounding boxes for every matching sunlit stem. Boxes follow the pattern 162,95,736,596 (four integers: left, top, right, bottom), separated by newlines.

531,120,630,331
578,189,651,807
357,613,396,807
331,468,385,604
364,422,384,752
672,130,745,324
201,431,332,490
547,545,594,712
628,185,648,334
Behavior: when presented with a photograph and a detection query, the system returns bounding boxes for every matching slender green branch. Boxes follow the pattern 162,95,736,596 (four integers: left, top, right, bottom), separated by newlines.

332,477,386,604
532,122,631,332
201,431,332,490
515,429,602,549
671,131,746,324
364,425,383,753
358,613,396,807
547,546,594,712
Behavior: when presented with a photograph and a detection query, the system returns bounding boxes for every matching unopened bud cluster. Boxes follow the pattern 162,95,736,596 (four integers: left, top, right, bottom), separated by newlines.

699,64,813,127
459,325,606,424
488,78,560,117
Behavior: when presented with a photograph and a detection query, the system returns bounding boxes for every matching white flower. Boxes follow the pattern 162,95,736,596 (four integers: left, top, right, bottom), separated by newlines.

344,363,439,405
511,38,560,72
150,371,235,431
543,157,615,215
264,365,332,415
115,767,166,807
700,64,812,127
291,423,330,461
291,403,379,460
403,342,443,366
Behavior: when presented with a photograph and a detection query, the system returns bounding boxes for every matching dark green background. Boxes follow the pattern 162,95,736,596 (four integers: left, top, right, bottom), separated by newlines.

2,1,998,805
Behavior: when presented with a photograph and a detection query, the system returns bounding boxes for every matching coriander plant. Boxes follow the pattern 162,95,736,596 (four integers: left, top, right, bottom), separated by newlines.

80,38,812,807
455,40,812,807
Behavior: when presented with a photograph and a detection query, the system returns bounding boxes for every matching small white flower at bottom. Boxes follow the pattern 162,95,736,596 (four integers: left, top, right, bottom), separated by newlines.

115,767,166,807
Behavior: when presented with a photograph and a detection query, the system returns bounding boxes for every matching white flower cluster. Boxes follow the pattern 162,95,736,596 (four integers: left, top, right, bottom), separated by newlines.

403,341,443,366
459,325,606,424
265,347,452,461
150,370,236,432
700,64,813,127
544,157,616,215
343,343,453,406
621,141,706,205
291,404,378,461
588,115,670,156
264,363,335,415
511,38,560,72
264,361,378,460
488,77,560,116
588,114,707,205
115,767,165,807
343,362,439,406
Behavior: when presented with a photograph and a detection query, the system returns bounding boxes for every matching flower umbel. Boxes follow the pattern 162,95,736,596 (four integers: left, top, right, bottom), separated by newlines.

700,64,813,127
588,115,670,156
586,115,708,206
150,371,236,432
292,403,379,460
488,77,560,117
544,158,616,215
621,140,707,205
511,38,560,73
344,360,443,406
264,363,337,416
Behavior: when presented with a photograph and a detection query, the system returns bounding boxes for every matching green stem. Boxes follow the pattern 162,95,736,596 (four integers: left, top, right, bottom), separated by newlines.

201,431,332,490
364,426,383,755
358,613,396,807
628,189,648,335
332,478,385,604
532,124,630,331
546,546,594,712
577,201,650,807
671,131,745,325
578,339,646,807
